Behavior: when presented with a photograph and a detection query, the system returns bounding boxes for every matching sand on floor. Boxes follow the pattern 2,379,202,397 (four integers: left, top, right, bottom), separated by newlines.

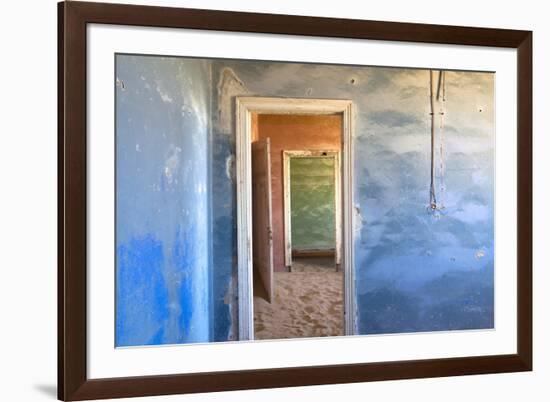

253,257,343,340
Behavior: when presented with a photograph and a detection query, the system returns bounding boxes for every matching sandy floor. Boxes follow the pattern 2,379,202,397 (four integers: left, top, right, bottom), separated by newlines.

253,257,343,340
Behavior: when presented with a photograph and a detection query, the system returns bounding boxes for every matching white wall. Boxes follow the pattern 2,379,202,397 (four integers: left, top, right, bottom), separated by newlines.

0,0,546,401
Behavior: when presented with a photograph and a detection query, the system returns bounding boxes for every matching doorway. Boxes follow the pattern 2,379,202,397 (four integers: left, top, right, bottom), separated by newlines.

283,150,341,271
235,97,355,340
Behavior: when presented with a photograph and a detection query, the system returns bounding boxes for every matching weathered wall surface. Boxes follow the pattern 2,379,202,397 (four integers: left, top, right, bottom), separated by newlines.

211,60,494,337
256,114,341,271
290,157,336,252
115,56,494,344
115,55,211,346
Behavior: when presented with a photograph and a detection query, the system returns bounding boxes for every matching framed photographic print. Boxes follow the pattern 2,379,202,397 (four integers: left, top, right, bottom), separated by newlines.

58,1,532,400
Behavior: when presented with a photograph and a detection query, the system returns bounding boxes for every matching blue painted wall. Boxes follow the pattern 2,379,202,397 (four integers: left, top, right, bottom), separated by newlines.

210,61,494,337
116,55,211,346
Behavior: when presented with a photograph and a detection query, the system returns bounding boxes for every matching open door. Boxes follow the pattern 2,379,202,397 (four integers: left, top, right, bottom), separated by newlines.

252,138,274,303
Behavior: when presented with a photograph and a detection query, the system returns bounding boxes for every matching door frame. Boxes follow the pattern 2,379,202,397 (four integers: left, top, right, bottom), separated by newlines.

282,150,341,270
235,96,355,340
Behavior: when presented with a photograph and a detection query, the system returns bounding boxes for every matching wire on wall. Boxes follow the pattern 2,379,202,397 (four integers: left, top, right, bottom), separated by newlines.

429,69,446,211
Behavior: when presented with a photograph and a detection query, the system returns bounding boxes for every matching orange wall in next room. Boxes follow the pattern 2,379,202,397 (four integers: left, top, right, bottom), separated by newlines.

254,114,342,272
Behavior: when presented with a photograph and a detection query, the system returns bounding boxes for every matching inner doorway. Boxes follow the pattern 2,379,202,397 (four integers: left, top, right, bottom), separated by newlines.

283,150,341,271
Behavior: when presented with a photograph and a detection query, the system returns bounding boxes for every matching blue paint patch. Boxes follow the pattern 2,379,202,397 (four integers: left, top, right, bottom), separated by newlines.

116,235,168,346
172,225,195,340
358,264,494,334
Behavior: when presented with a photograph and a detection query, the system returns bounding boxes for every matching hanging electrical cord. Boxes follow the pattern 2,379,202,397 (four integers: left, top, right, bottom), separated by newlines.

428,69,447,212
429,70,437,210
438,71,446,209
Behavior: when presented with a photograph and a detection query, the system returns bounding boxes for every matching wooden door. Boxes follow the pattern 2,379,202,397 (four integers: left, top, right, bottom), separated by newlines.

252,138,274,303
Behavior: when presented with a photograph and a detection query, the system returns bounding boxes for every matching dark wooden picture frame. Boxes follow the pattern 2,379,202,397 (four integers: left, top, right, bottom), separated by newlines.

58,1,532,400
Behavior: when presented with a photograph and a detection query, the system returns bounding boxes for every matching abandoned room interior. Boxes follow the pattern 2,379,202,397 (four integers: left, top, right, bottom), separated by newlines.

115,54,495,347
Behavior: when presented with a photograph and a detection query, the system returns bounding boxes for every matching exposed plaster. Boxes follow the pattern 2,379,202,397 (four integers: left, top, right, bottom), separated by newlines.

225,155,236,182
116,77,125,90
223,274,238,341
354,203,364,238
216,67,249,134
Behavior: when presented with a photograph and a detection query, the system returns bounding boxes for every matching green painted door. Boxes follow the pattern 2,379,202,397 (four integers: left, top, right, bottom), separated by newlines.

290,157,336,252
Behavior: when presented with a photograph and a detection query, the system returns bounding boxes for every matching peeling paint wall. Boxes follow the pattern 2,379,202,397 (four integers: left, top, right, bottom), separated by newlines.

211,60,494,337
115,55,211,346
